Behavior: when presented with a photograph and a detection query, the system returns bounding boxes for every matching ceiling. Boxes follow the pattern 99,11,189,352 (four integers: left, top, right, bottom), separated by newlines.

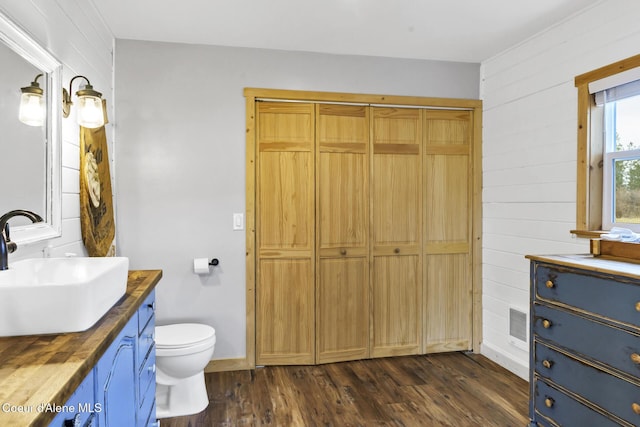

91,0,602,63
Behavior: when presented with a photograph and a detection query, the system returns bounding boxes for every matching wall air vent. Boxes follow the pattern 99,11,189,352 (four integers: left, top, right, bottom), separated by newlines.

508,306,528,351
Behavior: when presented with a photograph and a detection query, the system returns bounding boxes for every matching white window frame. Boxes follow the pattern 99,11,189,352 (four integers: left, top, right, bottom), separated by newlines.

594,76,640,232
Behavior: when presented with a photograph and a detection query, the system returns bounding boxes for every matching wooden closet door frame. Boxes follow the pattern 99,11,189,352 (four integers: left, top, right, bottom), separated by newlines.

242,88,483,370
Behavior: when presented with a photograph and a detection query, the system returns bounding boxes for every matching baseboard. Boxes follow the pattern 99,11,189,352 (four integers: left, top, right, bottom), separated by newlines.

205,348,528,378
205,357,253,373
481,342,529,381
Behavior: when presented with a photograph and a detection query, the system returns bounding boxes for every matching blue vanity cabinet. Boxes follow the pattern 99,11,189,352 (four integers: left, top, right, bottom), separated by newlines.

47,290,157,427
95,316,138,426
48,370,96,427
528,257,640,427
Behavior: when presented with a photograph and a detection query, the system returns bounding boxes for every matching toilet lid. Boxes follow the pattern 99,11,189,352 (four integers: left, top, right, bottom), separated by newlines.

156,323,216,349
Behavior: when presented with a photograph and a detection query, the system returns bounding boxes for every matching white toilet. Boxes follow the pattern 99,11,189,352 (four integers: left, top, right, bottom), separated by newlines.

155,323,216,419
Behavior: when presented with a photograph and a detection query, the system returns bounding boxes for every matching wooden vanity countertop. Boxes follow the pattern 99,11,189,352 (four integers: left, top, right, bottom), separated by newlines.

0,269,162,427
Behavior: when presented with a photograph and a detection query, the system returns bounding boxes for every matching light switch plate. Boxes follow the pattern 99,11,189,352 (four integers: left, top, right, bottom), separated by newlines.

233,213,244,230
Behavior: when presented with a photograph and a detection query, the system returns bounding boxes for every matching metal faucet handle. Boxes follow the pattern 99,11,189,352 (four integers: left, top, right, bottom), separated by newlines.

2,223,16,254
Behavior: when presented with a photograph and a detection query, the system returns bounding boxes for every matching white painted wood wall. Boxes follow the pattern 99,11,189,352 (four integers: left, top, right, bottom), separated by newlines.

0,0,113,260
480,0,640,378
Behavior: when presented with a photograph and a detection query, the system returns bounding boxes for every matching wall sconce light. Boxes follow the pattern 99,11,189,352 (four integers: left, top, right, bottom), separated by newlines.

18,74,45,127
62,75,105,129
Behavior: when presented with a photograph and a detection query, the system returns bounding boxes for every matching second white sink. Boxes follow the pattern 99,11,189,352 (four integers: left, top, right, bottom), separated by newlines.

0,257,129,337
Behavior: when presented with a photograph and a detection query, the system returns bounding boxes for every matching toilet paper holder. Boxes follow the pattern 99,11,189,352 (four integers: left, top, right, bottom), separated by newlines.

193,257,220,275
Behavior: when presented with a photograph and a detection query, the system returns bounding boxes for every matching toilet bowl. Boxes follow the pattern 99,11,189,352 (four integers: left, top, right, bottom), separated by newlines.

155,323,216,419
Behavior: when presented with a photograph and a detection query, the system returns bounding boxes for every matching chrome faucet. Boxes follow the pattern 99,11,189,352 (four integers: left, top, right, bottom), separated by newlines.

0,210,44,270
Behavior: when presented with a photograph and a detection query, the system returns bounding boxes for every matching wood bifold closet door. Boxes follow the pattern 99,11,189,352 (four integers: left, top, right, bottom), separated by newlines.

423,110,473,352
316,105,370,364
371,108,422,358
256,102,315,365
256,101,473,365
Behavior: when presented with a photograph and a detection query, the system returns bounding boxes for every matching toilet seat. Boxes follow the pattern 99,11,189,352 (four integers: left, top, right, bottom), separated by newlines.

156,323,216,356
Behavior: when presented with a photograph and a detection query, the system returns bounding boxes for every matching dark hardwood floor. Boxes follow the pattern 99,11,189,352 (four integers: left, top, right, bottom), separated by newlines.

160,352,529,427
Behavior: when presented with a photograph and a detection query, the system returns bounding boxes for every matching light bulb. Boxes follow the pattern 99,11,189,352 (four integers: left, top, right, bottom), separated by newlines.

77,95,104,128
18,92,45,127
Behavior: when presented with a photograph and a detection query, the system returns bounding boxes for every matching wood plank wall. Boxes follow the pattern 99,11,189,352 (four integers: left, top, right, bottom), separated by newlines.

479,0,640,378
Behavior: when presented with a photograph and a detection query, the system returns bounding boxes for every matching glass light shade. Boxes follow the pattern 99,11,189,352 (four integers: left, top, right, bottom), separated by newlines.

76,95,104,128
18,92,45,127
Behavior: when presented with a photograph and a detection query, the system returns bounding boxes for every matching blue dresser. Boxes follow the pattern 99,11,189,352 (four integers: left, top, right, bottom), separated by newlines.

528,255,640,427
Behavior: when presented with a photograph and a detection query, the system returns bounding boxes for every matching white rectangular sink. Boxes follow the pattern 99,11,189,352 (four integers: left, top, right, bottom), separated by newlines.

0,257,129,337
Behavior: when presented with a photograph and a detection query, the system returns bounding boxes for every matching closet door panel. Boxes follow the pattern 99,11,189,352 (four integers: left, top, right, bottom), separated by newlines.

257,259,314,364
371,255,421,356
317,257,369,363
316,104,369,363
259,151,313,250
257,102,315,365
318,153,367,248
424,254,472,352
371,107,422,357
423,110,473,352
372,155,421,245
425,155,469,243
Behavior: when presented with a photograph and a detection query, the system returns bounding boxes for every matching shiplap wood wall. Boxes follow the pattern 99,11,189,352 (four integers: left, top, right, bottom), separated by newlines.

480,0,640,378
0,0,113,259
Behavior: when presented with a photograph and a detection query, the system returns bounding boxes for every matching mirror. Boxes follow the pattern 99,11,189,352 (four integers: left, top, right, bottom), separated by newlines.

0,11,61,244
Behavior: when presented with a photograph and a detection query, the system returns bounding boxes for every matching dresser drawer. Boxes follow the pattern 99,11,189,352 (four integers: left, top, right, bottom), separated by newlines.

138,345,156,410
534,378,623,427
535,265,640,328
534,303,640,378
138,310,155,369
535,341,640,425
138,290,156,334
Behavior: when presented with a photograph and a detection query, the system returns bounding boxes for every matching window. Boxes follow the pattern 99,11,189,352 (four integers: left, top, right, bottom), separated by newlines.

574,54,640,236
599,82,640,231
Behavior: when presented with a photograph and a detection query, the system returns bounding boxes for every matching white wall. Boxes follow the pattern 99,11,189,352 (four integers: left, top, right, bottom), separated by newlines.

114,40,480,360
480,0,640,378
0,1,113,261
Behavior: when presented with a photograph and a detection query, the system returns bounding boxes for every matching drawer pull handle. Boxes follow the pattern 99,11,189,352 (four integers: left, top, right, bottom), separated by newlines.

542,360,553,369
631,353,640,364
636,302,640,312
545,280,555,289
545,397,554,408
542,319,552,329
340,249,347,256
632,402,640,415
394,248,400,254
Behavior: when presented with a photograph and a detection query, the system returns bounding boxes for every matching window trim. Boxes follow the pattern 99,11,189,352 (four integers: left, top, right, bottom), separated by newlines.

573,54,640,237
